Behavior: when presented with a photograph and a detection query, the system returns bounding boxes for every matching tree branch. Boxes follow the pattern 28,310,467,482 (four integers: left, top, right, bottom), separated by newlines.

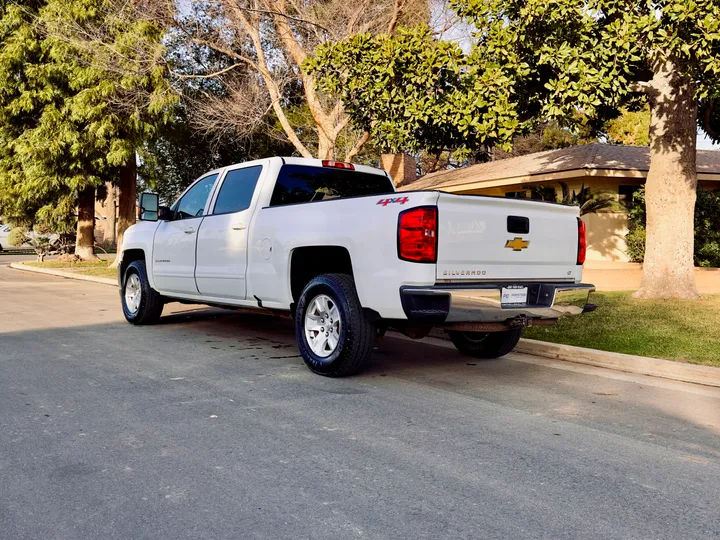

172,63,245,80
344,131,370,162
629,81,654,94
387,0,405,35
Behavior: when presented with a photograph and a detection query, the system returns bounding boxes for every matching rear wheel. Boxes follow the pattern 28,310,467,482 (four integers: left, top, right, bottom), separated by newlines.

447,329,522,359
121,260,164,325
295,273,375,377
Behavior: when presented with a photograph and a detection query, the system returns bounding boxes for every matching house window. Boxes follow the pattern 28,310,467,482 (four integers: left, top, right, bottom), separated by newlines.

618,185,640,207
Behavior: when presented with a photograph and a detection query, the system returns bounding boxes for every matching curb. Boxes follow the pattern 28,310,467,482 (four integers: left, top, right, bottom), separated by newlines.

10,262,117,286
514,339,720,388
391,331,720,389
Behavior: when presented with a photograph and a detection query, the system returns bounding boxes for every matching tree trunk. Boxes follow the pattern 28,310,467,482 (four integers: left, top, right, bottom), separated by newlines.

75,187,97,260
103,182,117,246
634,59,699,300
317,131,335,160
109,155,137,269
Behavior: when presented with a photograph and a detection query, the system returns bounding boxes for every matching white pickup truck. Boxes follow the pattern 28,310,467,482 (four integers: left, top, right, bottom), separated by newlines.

118,157,594,376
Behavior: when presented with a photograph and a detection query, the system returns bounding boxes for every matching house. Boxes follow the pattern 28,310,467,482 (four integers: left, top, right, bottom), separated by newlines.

397,143,720,262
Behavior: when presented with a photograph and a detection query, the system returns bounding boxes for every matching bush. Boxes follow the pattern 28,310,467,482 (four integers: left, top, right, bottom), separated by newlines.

625,187,720,267
625,225,646,263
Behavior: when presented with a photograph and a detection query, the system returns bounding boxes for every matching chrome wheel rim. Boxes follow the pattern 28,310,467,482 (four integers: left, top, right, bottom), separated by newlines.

125,273,142,314
304,294,342,358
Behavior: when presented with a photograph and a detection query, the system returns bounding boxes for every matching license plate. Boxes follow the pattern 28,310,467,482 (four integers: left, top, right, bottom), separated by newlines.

501,286,528,306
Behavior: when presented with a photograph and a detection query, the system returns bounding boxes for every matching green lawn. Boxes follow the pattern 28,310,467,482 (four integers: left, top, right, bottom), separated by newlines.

23,259,117,279
524,292,720,367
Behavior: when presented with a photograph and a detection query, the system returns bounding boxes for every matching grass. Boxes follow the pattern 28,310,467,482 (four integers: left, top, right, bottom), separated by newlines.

524,292,720,367
23,259,117,280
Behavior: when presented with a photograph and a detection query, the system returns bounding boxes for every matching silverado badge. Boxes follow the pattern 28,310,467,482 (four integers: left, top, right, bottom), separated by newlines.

505,237,529,251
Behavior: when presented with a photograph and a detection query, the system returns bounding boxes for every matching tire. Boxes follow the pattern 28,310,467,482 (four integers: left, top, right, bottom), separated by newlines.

121,260,164,325
447,329,522,359
295,273,375,377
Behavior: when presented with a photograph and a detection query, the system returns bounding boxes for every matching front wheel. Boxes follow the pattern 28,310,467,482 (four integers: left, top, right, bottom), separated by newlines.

447,329,522,359
295,273,375,377
121,260,164,325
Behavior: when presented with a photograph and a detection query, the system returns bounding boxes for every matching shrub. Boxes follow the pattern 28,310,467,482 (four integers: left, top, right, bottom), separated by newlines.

625,225,646,263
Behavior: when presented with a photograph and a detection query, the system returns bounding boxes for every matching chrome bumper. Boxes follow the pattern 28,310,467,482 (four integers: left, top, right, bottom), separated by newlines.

400,282,595,324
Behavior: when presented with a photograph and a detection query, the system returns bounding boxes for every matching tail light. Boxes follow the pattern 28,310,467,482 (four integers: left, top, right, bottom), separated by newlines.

398,206,438,263
577,217,587,265
322,160,354,170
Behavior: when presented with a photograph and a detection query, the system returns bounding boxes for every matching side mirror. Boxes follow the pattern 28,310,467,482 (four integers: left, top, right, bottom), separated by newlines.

138,192,159,221
158,206,173,221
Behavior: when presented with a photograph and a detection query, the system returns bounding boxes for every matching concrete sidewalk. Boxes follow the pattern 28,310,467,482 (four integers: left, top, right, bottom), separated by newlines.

583,261,720,294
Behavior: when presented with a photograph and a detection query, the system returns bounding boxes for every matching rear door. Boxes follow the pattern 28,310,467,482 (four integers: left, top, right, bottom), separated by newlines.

435,193,580,282
194,164,264,300
152,173,218,295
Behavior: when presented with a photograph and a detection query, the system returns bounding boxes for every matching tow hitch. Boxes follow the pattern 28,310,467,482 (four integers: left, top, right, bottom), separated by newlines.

508,315,533,329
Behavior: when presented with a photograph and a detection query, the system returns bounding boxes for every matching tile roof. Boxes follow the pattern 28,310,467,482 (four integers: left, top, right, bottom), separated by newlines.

401,143,720,192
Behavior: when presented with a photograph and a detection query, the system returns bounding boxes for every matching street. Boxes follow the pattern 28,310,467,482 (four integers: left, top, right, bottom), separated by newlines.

1,264,720,540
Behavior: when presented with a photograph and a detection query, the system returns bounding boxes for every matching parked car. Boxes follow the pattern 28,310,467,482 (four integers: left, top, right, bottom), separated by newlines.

0,224,16,251
0,225,60,251
117,157,595,377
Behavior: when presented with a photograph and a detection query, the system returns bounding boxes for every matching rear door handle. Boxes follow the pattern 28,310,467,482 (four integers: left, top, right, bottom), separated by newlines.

183,227,196,234
232,225,247,231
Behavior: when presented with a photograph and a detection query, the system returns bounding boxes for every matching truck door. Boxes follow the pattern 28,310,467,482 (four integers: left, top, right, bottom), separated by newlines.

152,173,218,295
194,164,263,300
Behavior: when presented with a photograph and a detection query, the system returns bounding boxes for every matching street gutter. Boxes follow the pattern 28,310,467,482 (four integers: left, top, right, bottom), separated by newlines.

10,261,719,388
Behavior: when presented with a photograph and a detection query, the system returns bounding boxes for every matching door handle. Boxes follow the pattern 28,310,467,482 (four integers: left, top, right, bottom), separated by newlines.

183,227,196,234
232,224,247,231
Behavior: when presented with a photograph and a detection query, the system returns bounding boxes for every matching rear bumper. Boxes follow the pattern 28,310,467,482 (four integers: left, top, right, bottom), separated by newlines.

400,282,595,325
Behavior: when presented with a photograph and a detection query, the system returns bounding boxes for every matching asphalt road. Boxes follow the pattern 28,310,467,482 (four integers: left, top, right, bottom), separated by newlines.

2,266,720,540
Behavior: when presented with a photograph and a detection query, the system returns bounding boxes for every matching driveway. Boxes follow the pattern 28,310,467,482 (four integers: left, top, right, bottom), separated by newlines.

1,266,720,540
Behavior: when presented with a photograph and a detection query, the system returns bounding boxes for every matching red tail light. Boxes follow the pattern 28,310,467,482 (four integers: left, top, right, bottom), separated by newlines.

322,160,354,170
577,217,587,265
398,206,438,263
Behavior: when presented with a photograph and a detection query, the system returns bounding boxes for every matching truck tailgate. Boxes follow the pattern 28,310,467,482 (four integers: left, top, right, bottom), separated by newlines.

436,193,581,282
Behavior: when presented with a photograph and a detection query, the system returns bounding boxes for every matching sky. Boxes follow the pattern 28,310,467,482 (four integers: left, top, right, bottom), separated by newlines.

697,132,719,150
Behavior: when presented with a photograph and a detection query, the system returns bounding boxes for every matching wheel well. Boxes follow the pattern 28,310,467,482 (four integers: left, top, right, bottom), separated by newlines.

120,248,145,279
290,246,353,302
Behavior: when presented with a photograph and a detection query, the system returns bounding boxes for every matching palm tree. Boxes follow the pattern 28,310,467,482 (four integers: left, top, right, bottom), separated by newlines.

527,182,617,215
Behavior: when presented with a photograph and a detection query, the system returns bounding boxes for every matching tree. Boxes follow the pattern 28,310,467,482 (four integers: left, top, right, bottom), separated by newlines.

155,0,427,160
0,0,77,236
0,1,176,259
310,0,720,299
605,106,651,146
625,186,720,268
41,0,177,257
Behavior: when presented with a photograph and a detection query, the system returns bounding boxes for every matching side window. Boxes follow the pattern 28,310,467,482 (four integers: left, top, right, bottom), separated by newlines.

174,174,218,220
212,166,262,215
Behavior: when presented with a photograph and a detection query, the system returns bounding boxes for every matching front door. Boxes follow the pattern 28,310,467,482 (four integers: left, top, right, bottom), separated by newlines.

152,174,218,296
195,165,263,300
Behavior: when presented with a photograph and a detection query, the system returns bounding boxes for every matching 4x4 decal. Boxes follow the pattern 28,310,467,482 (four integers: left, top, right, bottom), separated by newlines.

377,196,409,206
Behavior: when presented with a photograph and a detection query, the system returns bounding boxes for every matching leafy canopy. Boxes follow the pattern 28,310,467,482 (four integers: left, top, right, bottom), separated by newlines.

0,0,176,230
307,0,720,155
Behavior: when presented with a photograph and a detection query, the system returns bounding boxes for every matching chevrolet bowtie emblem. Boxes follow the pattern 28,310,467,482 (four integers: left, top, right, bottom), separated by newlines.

505,237,529,251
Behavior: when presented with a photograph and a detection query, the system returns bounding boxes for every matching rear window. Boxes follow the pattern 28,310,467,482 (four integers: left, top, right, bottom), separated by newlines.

269,165,393,207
